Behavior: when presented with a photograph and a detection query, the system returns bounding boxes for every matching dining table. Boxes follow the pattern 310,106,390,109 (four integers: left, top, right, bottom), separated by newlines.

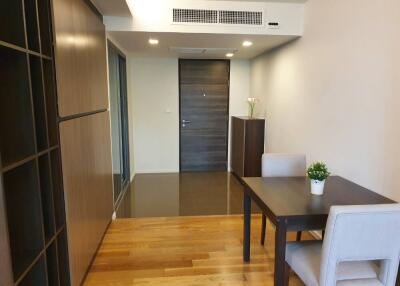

241,175,396,286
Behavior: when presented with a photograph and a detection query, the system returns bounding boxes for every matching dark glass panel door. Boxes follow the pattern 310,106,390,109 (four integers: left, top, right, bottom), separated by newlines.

108,42,130,204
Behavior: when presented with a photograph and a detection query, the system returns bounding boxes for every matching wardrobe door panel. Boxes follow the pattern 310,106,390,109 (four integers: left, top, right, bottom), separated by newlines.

52,0,108,117
59,112,113,286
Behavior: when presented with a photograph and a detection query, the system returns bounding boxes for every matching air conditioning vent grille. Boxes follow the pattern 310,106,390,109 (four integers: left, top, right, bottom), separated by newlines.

172,8,264,26
219,10,263,25
173,9,218,24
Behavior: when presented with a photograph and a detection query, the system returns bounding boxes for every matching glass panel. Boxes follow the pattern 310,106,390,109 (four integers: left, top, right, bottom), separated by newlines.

3,160,44,280
118,55,130,185
108,44,123,202
50,150,65,230
18,255,47,286
43,59,58,146
0,46,35,167
0,0,26,47
0,159,13,286
57,230,70,286
37,0,52,56
108,43,131,204
39,154,56,242
24,0,40,52
46,241,60,286
30,55,48,151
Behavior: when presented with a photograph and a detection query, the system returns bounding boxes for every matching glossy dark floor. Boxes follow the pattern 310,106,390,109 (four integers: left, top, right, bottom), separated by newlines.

116,172,260,218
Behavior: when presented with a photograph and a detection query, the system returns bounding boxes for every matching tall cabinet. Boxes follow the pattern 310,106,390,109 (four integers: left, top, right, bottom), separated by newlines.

0,0,69,285
230,116,265,178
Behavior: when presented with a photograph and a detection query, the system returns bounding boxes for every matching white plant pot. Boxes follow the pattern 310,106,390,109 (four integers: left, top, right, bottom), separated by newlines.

311,179,326,195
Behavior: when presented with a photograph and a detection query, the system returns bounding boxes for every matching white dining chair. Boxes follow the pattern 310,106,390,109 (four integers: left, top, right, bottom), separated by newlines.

285,204,400,286
261,153,307,245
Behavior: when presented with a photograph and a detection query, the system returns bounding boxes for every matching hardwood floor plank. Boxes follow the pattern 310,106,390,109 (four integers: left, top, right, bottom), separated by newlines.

85,215,309,285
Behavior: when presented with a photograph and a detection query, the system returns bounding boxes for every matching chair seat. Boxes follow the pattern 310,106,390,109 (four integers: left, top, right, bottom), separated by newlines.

286,241,379,286
337,278,383,286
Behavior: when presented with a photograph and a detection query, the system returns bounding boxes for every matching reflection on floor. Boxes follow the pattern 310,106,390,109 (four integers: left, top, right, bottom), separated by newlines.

117,172,260,218
85,215,309,286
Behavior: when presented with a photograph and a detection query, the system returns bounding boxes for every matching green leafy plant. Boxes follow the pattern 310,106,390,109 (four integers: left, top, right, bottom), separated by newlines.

307,162,330,181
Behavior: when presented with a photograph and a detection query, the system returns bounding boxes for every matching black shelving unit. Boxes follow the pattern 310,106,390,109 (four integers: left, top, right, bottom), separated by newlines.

0,0,70,285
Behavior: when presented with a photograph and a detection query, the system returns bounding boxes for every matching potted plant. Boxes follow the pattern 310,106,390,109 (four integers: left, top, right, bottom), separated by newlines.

307,162,330,195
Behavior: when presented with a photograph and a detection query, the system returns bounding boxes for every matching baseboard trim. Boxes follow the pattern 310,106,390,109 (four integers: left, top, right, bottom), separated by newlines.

135,169,179,174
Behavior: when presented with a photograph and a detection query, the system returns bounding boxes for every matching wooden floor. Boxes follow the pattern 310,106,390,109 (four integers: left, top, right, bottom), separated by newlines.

84,215,309,285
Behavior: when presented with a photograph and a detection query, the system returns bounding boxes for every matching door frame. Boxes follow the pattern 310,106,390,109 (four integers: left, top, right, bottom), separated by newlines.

178,59,231,172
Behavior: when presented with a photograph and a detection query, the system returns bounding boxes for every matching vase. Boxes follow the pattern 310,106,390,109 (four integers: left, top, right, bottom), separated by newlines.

248,104,255,118
311,179,325,195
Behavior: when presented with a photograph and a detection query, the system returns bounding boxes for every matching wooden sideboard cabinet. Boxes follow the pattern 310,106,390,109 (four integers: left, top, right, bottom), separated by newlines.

230,116,265,178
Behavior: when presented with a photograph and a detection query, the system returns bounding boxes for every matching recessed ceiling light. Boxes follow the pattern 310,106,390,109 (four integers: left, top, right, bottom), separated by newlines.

242,41,253,47
149,38,159,45
226,53,234,58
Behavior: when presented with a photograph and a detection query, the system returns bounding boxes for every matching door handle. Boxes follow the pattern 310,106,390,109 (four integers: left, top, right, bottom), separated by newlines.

182,119,191,128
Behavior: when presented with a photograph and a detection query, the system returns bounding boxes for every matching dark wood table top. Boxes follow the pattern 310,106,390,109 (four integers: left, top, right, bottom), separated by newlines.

242,176,395,218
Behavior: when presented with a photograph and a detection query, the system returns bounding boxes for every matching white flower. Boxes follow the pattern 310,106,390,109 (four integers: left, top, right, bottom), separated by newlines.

247,97,258,103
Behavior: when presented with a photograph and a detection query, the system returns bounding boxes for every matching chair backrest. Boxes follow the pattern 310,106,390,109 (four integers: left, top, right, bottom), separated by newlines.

261,153,306,177
320,204,400,286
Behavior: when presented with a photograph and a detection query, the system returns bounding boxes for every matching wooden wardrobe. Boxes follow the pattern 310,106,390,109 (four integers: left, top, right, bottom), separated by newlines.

52,0,113,285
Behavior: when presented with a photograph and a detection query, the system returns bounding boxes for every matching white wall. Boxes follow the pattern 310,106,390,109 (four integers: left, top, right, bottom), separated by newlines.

129,58,180,173
250,0,400,201
129,58,250,173
228,60,251,168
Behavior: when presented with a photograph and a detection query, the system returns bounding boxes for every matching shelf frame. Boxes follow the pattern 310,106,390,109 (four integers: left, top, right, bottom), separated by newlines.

0,0,69,285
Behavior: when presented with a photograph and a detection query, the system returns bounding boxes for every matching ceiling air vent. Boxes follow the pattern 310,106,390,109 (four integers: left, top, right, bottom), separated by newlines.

219,10,263,26
172,8,264,26
173,9,218,24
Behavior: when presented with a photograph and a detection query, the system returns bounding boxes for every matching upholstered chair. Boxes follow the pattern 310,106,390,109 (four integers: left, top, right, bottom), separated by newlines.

285,204,400,286
261,153,307,245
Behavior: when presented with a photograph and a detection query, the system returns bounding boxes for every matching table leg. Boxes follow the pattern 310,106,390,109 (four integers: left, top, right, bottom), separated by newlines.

243,191,251,263
261,214,266,245
296,231,302,241
274,219,287,286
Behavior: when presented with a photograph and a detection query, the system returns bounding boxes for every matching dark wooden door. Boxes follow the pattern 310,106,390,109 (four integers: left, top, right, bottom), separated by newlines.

179,60,230,171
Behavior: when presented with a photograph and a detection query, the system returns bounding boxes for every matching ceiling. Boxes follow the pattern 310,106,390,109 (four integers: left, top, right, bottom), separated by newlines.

90,0,132,17
109,31,297,59
212,0,307,2
92,0,303,59
90,0,308,17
